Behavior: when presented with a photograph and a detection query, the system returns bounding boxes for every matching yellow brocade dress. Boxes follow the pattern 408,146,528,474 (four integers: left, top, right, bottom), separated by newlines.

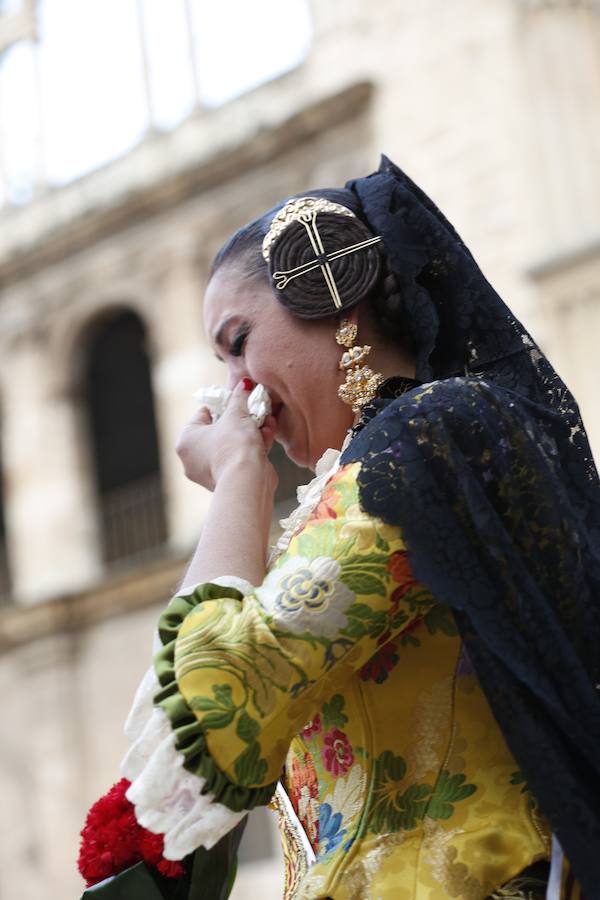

172,462,550,899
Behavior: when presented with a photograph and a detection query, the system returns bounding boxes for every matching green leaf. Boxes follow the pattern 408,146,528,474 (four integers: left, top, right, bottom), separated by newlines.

390,609,409,630
427,770,476,820
236,711,260,744
234,741,268,786
341,571,386,597
342,619,368,639
400,633,420,647
322,694,348,729
213,684,235,708
347,603,377,620
347,552,389,567
189,696,222,712
374,531,390,552
200,709,236,730
366,611,388,638
375,749,407,784
423,605,459,636
404,783,432,802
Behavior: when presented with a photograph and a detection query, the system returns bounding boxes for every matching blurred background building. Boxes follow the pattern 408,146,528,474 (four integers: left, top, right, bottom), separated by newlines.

0,0,598,897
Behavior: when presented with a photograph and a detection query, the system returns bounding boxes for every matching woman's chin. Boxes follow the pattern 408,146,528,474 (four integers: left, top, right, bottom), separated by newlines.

275,433,308,469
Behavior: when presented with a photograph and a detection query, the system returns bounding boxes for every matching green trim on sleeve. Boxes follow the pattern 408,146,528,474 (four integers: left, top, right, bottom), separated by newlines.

153,583,278,814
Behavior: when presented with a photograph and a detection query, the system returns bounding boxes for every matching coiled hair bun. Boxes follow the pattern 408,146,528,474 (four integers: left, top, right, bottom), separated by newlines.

210,187,412,349
267,211,382,319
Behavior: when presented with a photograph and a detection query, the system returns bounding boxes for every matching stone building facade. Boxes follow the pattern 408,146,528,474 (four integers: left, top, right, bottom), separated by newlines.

0,1,599,897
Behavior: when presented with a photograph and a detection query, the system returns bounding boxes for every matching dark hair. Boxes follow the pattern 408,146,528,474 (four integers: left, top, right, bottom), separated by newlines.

210,187,411,344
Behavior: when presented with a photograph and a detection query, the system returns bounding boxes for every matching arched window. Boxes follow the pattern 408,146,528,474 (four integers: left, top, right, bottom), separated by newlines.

83,309,167,568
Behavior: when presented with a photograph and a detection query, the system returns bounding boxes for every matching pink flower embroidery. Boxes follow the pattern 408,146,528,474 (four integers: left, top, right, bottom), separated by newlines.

301,714,322,739
322,728,353,777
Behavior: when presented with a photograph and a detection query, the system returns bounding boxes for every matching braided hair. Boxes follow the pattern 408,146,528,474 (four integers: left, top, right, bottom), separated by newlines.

210,188,413,348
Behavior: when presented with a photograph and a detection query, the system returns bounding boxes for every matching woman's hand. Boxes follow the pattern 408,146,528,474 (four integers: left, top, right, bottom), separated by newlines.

176,380,279,493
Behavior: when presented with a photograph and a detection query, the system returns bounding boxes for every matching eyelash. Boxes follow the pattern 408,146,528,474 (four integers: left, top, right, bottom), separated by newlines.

229,329,248,357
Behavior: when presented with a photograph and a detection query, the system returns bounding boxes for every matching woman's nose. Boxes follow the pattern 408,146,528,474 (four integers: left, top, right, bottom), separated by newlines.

225,367,250,391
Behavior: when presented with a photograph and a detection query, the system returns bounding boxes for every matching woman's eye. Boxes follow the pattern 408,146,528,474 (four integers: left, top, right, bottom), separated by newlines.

229,330,248,357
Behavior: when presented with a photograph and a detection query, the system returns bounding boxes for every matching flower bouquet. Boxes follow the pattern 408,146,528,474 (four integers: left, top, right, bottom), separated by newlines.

78,779,246,900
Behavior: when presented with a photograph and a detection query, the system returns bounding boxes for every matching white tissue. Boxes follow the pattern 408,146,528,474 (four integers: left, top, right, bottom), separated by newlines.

192,383,272,427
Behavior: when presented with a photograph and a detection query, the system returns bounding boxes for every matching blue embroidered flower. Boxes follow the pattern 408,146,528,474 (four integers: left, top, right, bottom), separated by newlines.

318,802,347,855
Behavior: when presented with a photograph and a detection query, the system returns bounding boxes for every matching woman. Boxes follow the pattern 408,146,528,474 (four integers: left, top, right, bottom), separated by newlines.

79,157,600,900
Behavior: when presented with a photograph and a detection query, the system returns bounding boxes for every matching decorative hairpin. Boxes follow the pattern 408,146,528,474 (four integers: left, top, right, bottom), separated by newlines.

261,196,382,310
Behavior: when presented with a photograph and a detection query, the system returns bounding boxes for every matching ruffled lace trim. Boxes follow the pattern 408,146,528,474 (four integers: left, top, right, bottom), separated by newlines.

268,446,343,566
121,579,260,860
121,666,246,859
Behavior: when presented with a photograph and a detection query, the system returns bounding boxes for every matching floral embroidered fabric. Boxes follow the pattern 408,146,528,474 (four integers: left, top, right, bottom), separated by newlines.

144,463,550,899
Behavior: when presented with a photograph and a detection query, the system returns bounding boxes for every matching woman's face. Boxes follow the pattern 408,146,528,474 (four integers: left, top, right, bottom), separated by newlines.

203,264,355,470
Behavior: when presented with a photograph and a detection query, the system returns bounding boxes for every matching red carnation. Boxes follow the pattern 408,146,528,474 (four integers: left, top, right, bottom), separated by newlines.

78,778,185,887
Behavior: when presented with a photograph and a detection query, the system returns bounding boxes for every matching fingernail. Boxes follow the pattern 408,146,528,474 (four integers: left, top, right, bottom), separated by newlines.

241,377,254,392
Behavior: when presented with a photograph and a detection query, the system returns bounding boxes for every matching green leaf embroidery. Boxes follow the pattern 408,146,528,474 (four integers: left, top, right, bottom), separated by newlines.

390,609,409,631
198,708,236,730
342,618,369,639
400,632,420,648
322,694,348,729
345,552,390,568
510,770,535,808
374,530,390,552
189,684,235,713
375,749,407,784
343,603,387,640
340,571,386,597
188,696,224,712
427,770,477,820
234,741,268,786
236,711,261,744
368,755,476,834
347,603,376,620
189,683,238,729
212,684,235,708
423,604,459,637
369,751,433,832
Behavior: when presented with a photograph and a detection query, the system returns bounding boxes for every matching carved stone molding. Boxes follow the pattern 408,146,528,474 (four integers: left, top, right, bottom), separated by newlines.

0,552,188,653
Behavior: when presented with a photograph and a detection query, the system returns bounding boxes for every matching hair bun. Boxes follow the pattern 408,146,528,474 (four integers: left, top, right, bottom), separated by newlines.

269,212,381,319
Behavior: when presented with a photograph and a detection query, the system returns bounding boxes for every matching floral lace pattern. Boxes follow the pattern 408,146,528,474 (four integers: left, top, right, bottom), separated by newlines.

345,156,598,893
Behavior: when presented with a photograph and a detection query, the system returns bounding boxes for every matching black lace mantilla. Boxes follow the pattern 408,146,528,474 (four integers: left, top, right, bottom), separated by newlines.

341,157,600,896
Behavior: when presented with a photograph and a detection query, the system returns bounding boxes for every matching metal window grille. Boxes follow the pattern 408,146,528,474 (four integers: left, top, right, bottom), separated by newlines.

99,472,167,568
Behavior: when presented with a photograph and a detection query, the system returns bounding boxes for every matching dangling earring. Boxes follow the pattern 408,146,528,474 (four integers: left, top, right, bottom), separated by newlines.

335,318,384,413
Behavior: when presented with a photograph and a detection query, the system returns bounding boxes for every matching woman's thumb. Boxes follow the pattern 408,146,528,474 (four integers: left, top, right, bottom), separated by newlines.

226,378,254,416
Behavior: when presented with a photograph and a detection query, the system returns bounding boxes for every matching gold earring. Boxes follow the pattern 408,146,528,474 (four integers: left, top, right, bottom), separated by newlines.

335,319,384,413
